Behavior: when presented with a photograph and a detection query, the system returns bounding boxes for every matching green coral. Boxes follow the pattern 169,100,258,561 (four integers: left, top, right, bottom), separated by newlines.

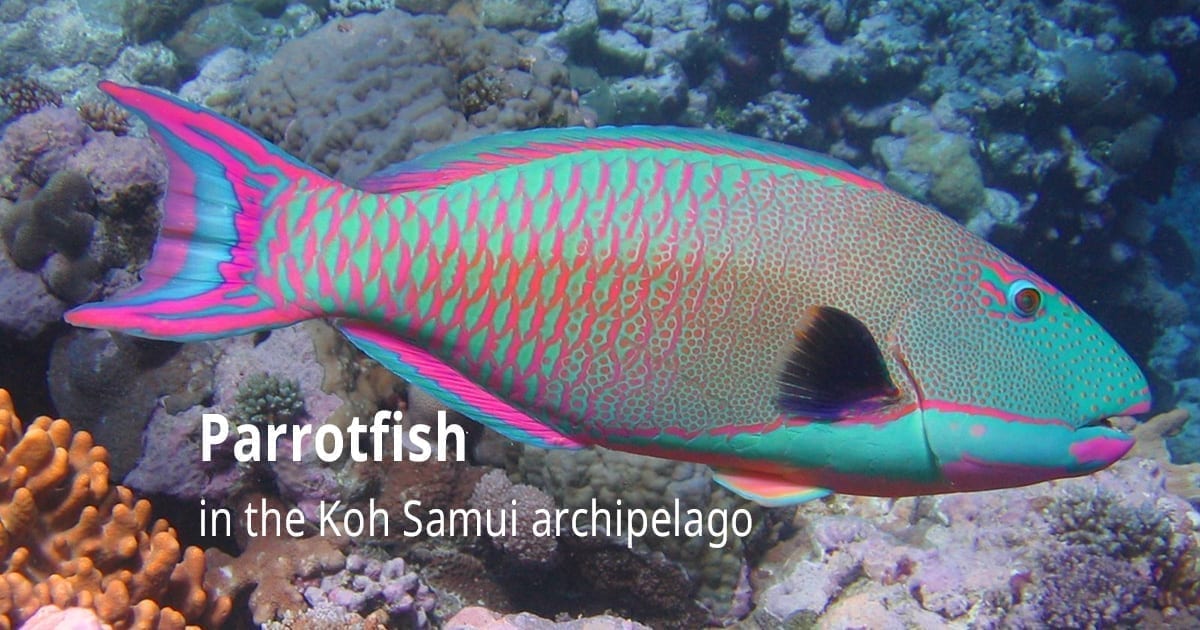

0,170,97,283
712,104,739,130
233,372,306,425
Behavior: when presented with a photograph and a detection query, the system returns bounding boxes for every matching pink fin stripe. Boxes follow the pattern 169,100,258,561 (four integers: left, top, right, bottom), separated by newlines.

336,320,587,450
66,300,302,338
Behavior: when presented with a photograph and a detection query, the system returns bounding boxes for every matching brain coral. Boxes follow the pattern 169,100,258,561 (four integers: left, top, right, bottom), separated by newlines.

0,389,230,629
235,9,590,183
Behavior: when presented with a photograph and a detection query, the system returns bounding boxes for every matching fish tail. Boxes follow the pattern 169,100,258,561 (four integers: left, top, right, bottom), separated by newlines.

65,82,340,342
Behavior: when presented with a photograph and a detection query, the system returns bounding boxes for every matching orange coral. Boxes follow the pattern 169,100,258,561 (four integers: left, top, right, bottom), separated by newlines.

0,389,230,629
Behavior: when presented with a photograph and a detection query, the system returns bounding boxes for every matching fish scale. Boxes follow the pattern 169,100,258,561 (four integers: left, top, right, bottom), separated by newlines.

68,83,1152,505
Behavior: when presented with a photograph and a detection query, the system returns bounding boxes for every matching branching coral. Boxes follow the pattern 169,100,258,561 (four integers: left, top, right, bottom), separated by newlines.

233,372,306,426
76,101,132,137
1046,487,1174,563
0,78,61,121
0,388,230,629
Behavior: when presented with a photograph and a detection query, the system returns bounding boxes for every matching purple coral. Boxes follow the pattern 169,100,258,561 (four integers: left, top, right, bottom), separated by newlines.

303,553,436,628
1030,546,1154,628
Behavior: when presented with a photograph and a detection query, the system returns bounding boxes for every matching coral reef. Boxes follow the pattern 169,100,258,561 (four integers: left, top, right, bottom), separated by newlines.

0,171,95,276
0,388,230,629
123,323,384,518
205,518,346,624
752,453,1200,628
553,0,713,124
0,1,1196,628
512,445,780,624
206,505,435,628
19,605,105,630
165,2,321,73
0,104,165,341
236,9,591,183
121,0,203,45
1128,408,1200,504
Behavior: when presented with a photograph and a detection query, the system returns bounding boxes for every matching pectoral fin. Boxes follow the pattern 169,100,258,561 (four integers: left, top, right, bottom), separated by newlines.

712,468,831,506
776,306,901,420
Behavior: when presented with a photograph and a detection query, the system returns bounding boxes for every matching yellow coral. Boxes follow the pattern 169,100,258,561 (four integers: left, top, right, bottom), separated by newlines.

0,389,230,629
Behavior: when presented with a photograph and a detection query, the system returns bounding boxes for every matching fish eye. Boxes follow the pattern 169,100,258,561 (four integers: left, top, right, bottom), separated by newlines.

1008,280,1042,318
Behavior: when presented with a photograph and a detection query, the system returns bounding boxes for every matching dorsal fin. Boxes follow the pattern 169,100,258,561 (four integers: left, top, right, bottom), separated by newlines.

776,306,901,420
355,126,881,194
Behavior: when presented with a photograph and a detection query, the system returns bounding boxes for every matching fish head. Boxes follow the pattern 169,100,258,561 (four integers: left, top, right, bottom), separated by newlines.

887,246,1151,492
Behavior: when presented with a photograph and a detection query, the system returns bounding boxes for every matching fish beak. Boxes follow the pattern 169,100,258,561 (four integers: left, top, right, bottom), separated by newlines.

923,409,1137,493
1064,422,1136,472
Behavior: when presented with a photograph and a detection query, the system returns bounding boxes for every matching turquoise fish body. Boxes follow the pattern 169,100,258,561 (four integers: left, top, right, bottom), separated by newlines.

67,83,1151,505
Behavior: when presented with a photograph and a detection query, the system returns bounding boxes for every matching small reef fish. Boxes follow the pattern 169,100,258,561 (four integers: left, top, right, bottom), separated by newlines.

67,83,1151,506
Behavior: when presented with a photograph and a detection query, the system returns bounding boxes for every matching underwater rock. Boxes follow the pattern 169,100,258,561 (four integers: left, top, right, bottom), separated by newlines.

0,104,166,314
121,0,203,45
605,62,689,124
110,40,181,89
331,0,396,16
1108,114,1164,173
478,0,564,31
0,249,67,340
178,47,262,109
124,324,371,513
0,0,123,77
1060,45,1176,125
166,1,321,72
0,106,90,193
236,9,590,184
48,329,215,478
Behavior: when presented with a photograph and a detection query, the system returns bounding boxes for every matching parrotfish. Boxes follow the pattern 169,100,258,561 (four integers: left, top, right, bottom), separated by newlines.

67,83,1151,506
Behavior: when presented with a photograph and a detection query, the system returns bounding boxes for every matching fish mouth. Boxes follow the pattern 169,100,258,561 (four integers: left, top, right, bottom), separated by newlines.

1081,416,1117,430
1076,396,1152,432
